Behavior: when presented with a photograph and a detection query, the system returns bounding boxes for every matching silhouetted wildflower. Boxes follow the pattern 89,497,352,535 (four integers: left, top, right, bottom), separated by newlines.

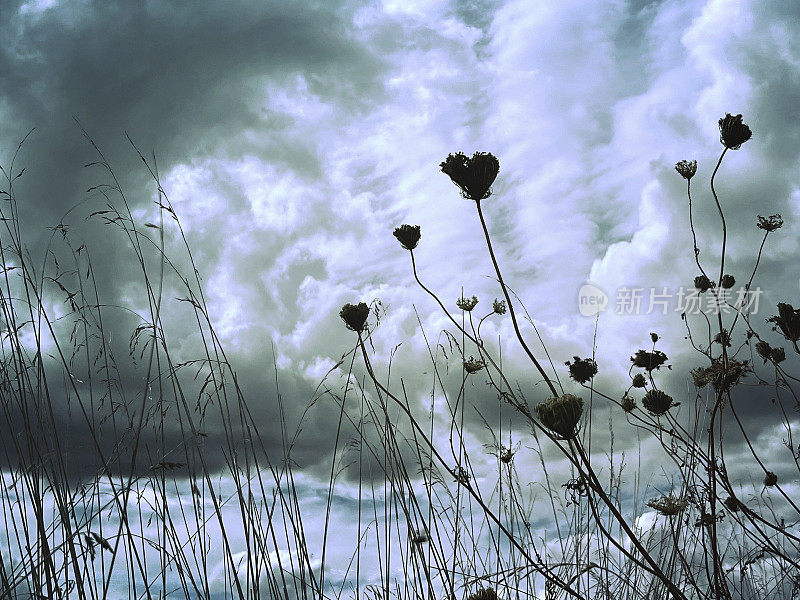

440,152,500,201
632,373,647,388
340,302,370,333
650,332,659,343
675,159,697,180
755,340,772,360
771,347,786,363
464,356,485,374
719,113,752,150
631,349,668,371
764,471,778,487
720,274,735,289
454,466,471,486
492,298,506,314
621,394,636,413
642,389,674,416
713,329,732,347
647,495,687,516
566,356,597,384
499,445,515,464
694,274,713,292
757,214,783,232
691,358,749,392
393,224,421,250
457,295,479,311
535,394,584,439
468,588,498,600
768,303,800,342
411,531,429,545
723,496,740,512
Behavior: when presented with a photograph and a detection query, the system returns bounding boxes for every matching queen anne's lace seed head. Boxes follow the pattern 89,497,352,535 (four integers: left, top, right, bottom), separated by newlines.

392,224,421,250
719,113,752,150
440,152,500,201
675,159,697,179
339,302,370,333
456,295,479,312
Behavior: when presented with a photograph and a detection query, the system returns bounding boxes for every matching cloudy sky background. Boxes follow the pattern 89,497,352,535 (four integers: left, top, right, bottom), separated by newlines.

2,0,800,596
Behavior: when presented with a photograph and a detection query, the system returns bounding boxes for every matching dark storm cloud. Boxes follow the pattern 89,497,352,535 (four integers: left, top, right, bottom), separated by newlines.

0,0,388,478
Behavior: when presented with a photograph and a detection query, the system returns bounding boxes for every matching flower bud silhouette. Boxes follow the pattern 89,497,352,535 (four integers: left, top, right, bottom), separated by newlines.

675,159,697,180
440,152,500,201
720,274,735,289
718,113,752,150
339,302,370,333
393,224,421,250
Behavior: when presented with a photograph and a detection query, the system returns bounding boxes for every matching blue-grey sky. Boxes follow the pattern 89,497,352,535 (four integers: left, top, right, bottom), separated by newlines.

2,0,800,578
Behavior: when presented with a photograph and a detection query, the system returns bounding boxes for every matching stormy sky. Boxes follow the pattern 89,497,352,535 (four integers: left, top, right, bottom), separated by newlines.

1,0,800,594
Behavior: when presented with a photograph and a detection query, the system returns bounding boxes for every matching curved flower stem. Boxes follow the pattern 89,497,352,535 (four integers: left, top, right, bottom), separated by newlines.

474,199,559,397
355,333,585,600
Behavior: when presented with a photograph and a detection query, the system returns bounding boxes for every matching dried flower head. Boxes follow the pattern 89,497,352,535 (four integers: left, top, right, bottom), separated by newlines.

650,332,659,343
453,466,471,486
339,302,370,333
713,329,732,347
768,303,800,342
719,113,752,150
492,298,506,314
621,394,636,413
647,494,687,516
764,471,778,487
464,356,485,374
535,394,584,439
691,358,750,392
411,531,430,545
440,152,500,201
642,389,675,416
755,340,772,360
468,588,498,600
499,445,515,464
457,295,479,312
631,373,647,388
757,214,783,232
720,274,736,289
393,224,421,250
631,349,669,371
694,274,713,293
723,496,740,512
675,159,697,180
566,356,598,384
771,347,786,363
